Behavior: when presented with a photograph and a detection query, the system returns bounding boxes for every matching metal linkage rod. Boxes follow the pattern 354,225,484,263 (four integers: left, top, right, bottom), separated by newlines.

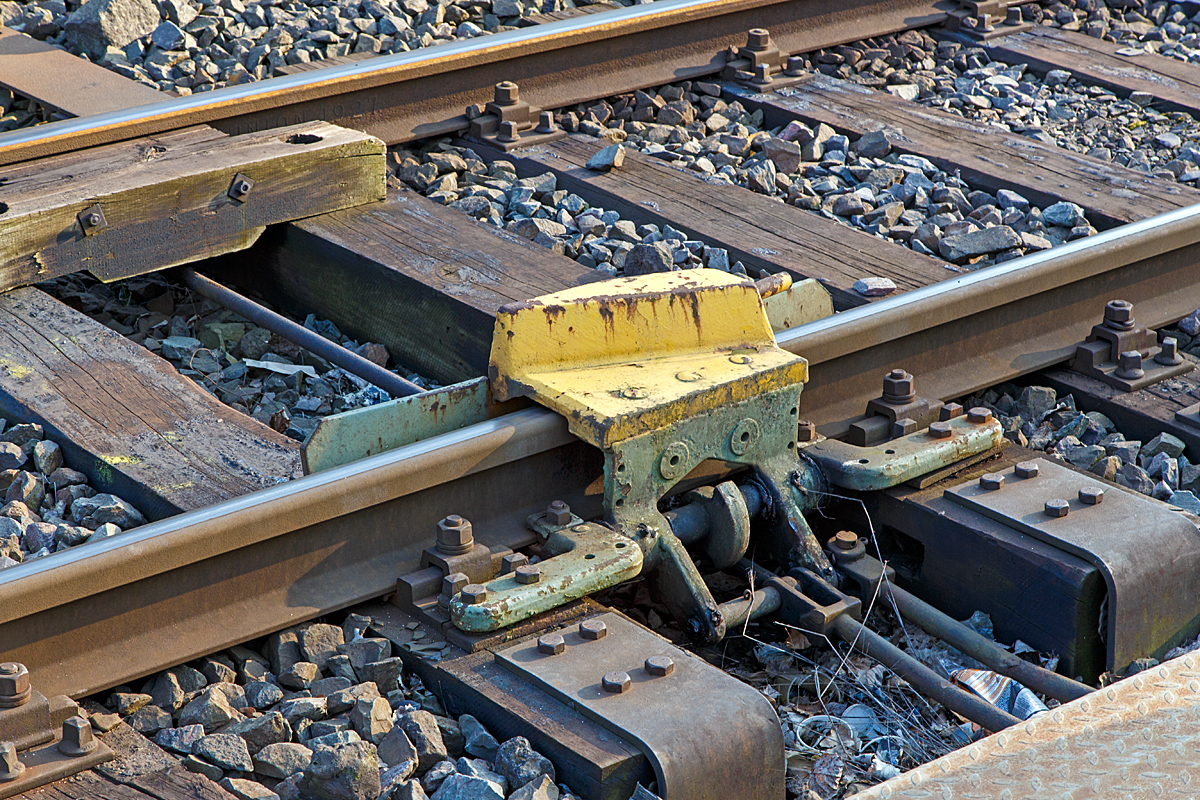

181,268,423,398
884,582,1092,703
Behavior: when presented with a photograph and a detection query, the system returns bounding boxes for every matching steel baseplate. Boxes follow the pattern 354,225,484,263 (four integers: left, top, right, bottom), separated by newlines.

851,651,1200,800
496,612,784,800
945,458,1200,672
488,269,830,644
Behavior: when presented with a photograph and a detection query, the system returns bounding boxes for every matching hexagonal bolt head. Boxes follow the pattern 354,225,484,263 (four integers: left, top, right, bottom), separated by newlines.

1014,461,1040,479
833,531,858,551
967,407,993,424
746,28,770,49
882,369,915,403
59,717,98,757
644,656,675,677
546,500,572,526
602,671,632,693
785,56,805,75
537,633,565,656
436,515,474,555
0,741,24,782
928,421,953,439
980,473,1005,491
500,553,529,574
1005,6,1021,23
535,111,557,134
0,662,31,708
515,564,541,585
579,619,608,640
460,584,488,605
442,572,469,598
1103,299,1134,330
797,420,816,442
1156,338,1183,366
1044,499,1070,518
1116,350,1145,380
1079,487,1104,506
494,81,519,104
892,418,918,438
939,402,964,421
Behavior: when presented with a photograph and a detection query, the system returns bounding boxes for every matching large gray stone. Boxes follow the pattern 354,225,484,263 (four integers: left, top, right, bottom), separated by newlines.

496,737,555,789
337,638,391,671
298,742,382,800
70,494,146,529
430,774,504,800
938,225,1021,261
301,624,345,669
398,711,448,772
179,688,244,733
510,775,560,800
254,742,313,779
1144,432,1186,460
622,242,673,276
195,733,254,773
460,714,498,761
351,697,392,744
31,440,62,475
155,724,205,754
585,144,625,172
1015,386,1056,422
223,711,293,754
1042,201,1086,228
378,726,418,774
0,443,26,471
327,682,380,715
150,665,208,712
358,659,402,695
854,129,893,159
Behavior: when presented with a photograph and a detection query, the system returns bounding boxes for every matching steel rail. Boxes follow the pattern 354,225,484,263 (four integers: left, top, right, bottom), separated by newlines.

0,0,953,166
2,201,1198,699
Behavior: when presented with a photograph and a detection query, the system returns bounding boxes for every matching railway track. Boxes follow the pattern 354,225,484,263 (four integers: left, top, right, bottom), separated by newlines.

3,0,1200,796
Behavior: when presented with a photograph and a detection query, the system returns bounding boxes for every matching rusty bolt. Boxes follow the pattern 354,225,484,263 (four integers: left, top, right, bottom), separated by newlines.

602,671,631,693
645,656,675,677
535,111,557,135
460,584,488,604
1116,350,1145,380
1079,487,1104,506
515,564,541,585
500,553,528,574
0,662,31,708
892,418,918,437
1103,299,1134,330
436,515,474,556
59,717,98,757
494,81,519,104
1005,5,1021,23
0,741,23,782
785,56,805,76
980,473,1005,491
750,64,772,86
621,387,648,399
746,28,770,50
537,633,565,655
797,420,816,442
939,402,964,421
833,531,858,550
497,120,521,143
442,572,468,598
546,500,572,526
967,407,993,424
928,421,953,439
1044,499,1070,518
1014,461,1040,479
87,212,102,227
1156,337,1183,367
580,619,608,640
882,369,915,404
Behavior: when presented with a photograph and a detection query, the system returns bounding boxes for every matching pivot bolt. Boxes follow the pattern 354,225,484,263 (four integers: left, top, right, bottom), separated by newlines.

1156,338,1183,367
833,531,858,550
967,407,992,423
579,619,608,640
537,633,565,655
1014,461,1040,479
0,741,23,782
1079,487,1104,505
515,564,541,585
59,717,98,757
980,473,1005,490
1103,299,1135,331
602,671,631,693
882,369,916,404
0,662,30,709
494,81,519,105
645,656,675,677
436,515,474,556
1116,351,1145,380
546,500,572,526
1044,499,1070,518
928,421,952,438
460,584,488,604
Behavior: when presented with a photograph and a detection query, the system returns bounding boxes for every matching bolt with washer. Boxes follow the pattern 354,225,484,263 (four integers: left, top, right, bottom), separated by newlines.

0,662,30,709
580,619,608,640
1079,487,1104,505
59,717,98,757
1014,461,1039,479
0,741,23,782
436,515,474,555
546,500,572,525
645,656,675,677
602,671,631,693
1044,499,1070,518
537,633,565,655
1115,351,1145,380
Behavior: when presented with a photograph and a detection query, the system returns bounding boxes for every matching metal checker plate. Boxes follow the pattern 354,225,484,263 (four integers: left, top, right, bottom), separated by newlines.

945,458,1200,671
494,612,784,800
849,651,1200,800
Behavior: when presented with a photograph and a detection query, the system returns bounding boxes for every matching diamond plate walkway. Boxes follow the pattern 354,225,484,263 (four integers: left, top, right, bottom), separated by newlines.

851,651,1200,799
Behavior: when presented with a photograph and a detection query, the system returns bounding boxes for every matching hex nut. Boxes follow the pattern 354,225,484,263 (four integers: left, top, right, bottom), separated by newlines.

1014,461,1040,479
882,369,915,403
980,473,1005,491
645,656,675,677
1079,487,1104,505
967,407,993,423
1104,299,1134,327
59,717,97,757
602,671,631,693
0,741,23,782
892,417,918,437
1044,499,1070,518
0,662,31,708
537,633,565,656
436,515,474,555
460,584,488,604
515,564,541,585
546,500,572,526
746,28,770,49
579,619,608,640
928,421,952,439
797,420,817,442
833,531,858,551
494,81,519,104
